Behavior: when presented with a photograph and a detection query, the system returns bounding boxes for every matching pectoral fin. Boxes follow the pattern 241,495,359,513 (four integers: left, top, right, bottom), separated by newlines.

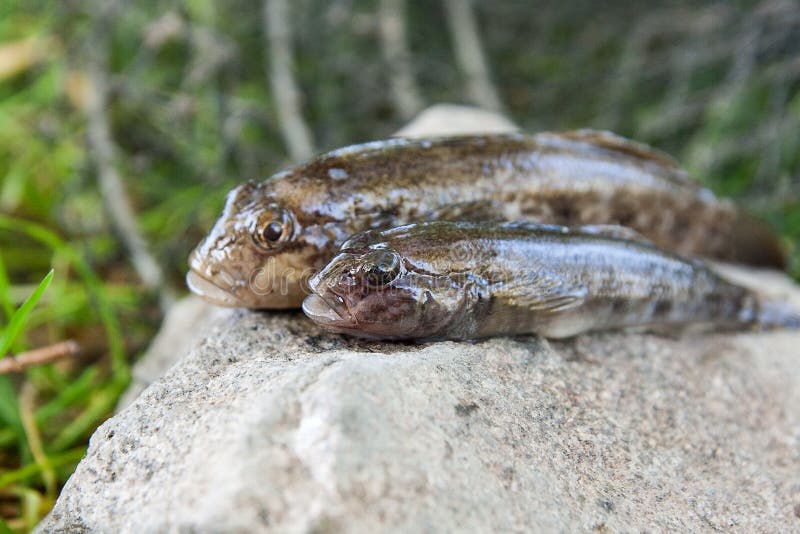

493,274,587,315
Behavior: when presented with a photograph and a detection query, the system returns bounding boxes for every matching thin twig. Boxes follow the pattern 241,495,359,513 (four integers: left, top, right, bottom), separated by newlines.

378,0,424,120
83,4,175,311
443,0,502,111
0,340,80,375
262,0,315,161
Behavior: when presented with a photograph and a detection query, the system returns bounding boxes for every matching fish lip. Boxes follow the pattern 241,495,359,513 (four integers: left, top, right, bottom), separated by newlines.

186,270,247,307
302,292,356,327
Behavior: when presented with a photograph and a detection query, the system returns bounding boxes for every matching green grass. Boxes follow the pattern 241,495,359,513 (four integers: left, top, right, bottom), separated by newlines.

0,270,53,358
0,223,133,530
0,269,58,530
0,1,798,531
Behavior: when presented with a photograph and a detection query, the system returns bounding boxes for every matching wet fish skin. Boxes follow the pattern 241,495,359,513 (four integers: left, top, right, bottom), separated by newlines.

303,222,797,340
188,130,785,309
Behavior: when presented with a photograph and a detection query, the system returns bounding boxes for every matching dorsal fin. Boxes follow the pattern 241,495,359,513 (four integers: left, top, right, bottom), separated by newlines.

575,224,654,245
427,199,501,222
496,222,654,247
560,129,681,169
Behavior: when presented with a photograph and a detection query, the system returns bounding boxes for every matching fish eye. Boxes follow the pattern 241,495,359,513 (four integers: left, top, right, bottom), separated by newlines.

254,208,294,249
360,250,401,287
262,220,284,242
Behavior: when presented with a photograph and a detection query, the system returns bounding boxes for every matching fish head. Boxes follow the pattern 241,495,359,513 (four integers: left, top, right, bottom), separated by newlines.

187,181,319,308
302,235,468,339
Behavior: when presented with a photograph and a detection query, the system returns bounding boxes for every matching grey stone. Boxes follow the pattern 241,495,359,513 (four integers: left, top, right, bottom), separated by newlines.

117,295,228,410
38,106,800,533
392,103,519,137
37,300,800,532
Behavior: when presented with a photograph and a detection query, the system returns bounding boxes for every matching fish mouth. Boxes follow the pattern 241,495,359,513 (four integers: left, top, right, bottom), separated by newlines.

186,270,247,307
302,293,356,328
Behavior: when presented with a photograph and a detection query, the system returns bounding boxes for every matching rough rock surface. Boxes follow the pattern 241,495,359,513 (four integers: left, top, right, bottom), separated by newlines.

38,106,800,533
117,295,230,409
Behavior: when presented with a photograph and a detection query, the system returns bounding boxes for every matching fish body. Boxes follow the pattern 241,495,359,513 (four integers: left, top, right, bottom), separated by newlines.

188,131,784,309
303,222,797,340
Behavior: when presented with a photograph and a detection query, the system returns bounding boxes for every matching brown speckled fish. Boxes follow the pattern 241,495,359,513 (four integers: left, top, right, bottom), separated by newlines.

303,222,798,340
187,130,785,309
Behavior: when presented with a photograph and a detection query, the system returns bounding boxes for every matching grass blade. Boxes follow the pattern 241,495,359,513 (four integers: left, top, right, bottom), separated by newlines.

35,366,99,423
0,447,85,489
0,252,14,321
0,518,16,534
0,376,23,441
0,269,53,357
0,215,129,384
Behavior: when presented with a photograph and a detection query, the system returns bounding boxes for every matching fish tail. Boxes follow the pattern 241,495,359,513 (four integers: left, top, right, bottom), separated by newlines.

755,300,800,330
729,213,787,270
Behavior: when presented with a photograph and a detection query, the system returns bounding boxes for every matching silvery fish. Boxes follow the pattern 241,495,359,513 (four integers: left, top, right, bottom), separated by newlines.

303,221,799,340
187,131,785,309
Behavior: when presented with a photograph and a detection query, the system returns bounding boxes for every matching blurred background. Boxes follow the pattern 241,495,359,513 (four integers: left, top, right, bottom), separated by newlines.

1,0,799,529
